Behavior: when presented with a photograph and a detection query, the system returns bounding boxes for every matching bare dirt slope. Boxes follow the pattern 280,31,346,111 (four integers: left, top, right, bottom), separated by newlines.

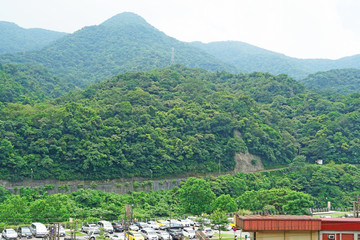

232,130,264,173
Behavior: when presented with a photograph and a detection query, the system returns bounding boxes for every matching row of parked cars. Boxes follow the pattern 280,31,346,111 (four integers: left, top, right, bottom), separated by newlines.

81,218,217,240
2,222,66,240
100,218,215,240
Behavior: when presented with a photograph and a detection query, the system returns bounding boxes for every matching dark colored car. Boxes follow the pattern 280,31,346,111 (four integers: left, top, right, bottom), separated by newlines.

18,227,33,238
159,224,183,231
168,229,183,240
112,223,124,232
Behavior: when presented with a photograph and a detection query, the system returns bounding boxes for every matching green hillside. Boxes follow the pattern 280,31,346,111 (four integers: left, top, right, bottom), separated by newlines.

0,21,67,54
0,12,234,88
191,41,360,79
0,63,73,104
300,68,360,94
1,66,360,181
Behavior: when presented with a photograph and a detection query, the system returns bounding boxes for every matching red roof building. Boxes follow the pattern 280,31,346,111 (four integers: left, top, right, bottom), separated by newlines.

235,215,360,240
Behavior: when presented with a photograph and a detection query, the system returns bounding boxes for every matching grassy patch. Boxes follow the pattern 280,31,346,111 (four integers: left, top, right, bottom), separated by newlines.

65,231,85,236
313,211,352,218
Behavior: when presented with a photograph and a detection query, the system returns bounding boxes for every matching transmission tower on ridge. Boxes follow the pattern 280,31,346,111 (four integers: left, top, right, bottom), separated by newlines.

170,47,175,65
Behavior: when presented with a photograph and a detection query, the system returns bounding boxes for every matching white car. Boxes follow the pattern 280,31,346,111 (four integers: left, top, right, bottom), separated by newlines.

98,221,114,234
2,229,18,240
147,221,160,230
177,219,191,228
30,223,48,238
204,228,213,238
85,230,100,240
140,228,158,240
111,233,125,240
82,224,100,233
155,231,172,240
129,225,140,231
182,228,196,239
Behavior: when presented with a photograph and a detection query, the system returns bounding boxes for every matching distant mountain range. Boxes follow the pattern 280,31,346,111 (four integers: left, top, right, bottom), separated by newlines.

1,12,360,88
191,41,360,79
0,21,67,54
299,68,360,95
0,13,234,88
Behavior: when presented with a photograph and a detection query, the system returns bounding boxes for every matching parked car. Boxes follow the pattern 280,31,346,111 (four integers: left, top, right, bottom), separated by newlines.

2,228,18,240
125,231,145,240
111,233,125,240
128,225,140,231
17,227,32,238
84,230,100,240
98,221,114,234
140,229,158,240
155,220,167,227
155,231,172,240
82,224,100,233
177,220,191,228
135,222,150,230
147,221,160,230
112,222,124,232
204,228,213,238
159,223,183,231
182,228,195,239
30,223,48,238
168,229,183,240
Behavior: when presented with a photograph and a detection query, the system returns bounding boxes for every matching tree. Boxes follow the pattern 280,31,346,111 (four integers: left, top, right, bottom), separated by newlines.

211,195,237,213
179,177,215,215
209,209,228,240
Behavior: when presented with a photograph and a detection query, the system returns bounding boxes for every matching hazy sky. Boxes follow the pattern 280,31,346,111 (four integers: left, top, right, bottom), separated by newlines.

1,0,360,59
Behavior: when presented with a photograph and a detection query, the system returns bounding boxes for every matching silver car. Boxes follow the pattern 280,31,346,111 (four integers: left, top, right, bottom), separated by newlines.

82,224,100,233
155,231,172,240
2,229,18,240
140,229,158,240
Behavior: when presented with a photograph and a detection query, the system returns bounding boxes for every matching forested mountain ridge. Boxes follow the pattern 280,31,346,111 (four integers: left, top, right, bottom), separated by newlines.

1,65,360,182
0,63,74,104
0,21,67,54
300,68,360,95
0,12,234,88
191,41,360,79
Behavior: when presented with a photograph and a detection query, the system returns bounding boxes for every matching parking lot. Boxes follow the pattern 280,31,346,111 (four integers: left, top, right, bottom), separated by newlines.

2,219,250,240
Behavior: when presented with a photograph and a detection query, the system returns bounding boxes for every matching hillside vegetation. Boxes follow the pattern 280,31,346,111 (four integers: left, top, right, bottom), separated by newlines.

1,66,360,181
0,163,358,223
0,12,234,88
0,21,67,54
0,63,74,104
300,68,360,95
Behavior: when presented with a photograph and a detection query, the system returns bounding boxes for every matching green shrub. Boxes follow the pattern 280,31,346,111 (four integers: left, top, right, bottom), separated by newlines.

133,181,140,189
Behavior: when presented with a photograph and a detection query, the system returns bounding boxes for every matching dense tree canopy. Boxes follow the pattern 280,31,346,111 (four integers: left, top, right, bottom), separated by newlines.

1,66,360,181
0,163,358,224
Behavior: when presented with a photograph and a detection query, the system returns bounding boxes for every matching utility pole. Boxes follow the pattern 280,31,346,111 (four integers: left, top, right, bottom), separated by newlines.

170,47,175,65
352,194,360,218
149,169,153,190
219,159,221,175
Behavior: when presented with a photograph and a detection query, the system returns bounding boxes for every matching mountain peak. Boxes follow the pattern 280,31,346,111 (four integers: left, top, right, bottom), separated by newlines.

101,12,149,27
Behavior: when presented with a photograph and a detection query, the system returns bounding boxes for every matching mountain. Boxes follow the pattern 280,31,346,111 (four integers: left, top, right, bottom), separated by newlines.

0,21,67,54
0,12,234,88
0,63,74,104
190,41,360,79
299,68,360,95
1,66,360,181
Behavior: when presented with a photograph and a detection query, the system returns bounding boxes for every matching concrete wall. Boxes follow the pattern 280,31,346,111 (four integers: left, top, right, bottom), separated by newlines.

0,177,185,195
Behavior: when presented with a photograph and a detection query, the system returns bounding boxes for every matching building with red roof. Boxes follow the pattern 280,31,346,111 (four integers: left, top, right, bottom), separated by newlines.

235,215,360,240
